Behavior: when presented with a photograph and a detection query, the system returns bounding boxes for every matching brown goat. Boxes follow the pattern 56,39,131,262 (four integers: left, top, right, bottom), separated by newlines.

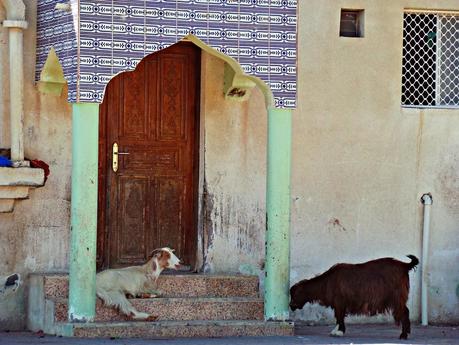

290,255,419,340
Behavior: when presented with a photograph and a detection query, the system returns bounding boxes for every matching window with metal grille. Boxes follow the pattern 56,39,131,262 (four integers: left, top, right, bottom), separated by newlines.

402,11,459,108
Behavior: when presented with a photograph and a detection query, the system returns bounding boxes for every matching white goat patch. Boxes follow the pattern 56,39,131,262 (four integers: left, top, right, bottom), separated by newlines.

330,324,344,337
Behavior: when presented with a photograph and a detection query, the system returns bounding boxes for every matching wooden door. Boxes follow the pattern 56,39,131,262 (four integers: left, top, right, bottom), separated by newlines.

98,42,200,269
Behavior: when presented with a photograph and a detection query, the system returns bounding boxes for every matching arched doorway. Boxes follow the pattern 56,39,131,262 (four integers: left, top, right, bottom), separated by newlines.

66,35,291,321
97,42,201,269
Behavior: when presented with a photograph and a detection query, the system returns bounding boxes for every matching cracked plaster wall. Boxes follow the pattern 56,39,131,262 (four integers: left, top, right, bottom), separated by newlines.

0,1,72,330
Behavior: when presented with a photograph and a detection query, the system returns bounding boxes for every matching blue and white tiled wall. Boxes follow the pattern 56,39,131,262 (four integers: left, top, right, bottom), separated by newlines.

36,0,78,101
37,0,297,108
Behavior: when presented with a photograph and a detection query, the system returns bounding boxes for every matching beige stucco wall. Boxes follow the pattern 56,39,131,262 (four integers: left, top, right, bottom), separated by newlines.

292,0,459,323
1,0,458,330
0,1,72,329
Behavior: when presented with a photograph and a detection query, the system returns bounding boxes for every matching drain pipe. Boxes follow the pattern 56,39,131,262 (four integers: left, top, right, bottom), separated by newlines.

1,0,28,165
420,193,433,326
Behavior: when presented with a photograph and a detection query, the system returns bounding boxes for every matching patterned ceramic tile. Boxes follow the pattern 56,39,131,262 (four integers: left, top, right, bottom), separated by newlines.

36,0,78,100
36,0,297,107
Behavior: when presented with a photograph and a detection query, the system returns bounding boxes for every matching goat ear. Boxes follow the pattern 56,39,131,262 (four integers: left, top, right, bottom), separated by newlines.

148,249,162,259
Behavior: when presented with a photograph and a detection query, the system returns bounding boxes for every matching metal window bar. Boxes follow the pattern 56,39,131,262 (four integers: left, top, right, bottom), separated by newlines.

435,16,442,106
402,11,459,108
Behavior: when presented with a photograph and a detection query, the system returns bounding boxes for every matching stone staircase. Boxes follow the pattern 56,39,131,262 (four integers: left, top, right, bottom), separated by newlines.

27,273,294,338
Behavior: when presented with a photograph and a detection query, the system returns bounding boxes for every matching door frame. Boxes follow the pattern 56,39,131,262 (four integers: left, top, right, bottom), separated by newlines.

97,42,202,270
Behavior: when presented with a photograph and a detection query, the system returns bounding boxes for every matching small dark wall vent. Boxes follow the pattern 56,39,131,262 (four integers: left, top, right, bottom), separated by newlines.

340,9,365,38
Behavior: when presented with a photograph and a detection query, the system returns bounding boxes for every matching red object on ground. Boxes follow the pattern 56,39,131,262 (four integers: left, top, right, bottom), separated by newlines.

30,159,50,183
35,329,45,338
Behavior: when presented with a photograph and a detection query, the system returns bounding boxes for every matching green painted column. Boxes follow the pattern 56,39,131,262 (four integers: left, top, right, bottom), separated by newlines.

68,103,99,322
264,106,292,321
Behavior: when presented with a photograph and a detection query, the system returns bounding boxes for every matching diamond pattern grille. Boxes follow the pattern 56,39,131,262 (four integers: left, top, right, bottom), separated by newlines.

439,15,459,105
402,12,459,107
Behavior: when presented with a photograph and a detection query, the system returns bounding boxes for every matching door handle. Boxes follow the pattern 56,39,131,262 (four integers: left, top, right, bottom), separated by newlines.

112,142,130,172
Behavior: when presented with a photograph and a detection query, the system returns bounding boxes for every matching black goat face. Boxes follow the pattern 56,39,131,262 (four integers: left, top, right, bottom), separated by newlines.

289,283,305,311
289,300,302,311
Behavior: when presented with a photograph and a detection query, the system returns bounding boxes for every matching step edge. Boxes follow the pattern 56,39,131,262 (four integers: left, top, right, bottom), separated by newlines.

66,320,294,328
51,296,264,303
37,273,259,279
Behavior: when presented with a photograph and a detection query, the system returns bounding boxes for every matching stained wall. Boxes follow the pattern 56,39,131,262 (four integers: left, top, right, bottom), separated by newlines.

0,2,267,329
1,0,459,330
291,0,459,323
0,1,72,330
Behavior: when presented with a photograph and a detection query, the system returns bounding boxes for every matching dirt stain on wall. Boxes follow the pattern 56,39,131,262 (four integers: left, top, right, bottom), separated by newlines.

202,183,264,272
436,148,459,214
327,217,348,232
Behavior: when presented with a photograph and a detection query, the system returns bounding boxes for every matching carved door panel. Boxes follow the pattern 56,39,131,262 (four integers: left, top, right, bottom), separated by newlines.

98,43,200,269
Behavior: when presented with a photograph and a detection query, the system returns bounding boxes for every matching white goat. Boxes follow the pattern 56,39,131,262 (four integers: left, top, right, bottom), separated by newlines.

96,247,181,320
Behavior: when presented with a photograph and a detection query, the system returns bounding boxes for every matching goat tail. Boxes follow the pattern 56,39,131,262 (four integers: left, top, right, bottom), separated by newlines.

406,255,419,271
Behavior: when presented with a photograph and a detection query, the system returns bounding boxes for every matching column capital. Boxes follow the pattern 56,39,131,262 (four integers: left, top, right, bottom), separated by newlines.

2,19,28,29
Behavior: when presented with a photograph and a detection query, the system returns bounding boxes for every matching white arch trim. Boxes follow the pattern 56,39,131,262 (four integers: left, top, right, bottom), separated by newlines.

183,35,275,108
95,34,275,108
1,0,25,20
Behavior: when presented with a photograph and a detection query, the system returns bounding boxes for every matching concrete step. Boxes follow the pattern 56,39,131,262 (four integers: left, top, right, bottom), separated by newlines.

53,297,264,322
59,320,294,338
41,273,259,299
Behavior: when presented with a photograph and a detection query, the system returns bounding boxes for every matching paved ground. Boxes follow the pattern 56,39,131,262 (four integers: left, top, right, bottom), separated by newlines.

0,324,458,345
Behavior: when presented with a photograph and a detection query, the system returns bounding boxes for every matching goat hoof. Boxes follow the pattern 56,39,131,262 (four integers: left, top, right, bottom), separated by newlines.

131,312,150,320
399,333,408,340
146,314,158,321
330,330,344,337
330,325,344,337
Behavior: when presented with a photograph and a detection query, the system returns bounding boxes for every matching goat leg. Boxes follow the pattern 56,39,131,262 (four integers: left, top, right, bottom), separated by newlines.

330,308,346,337
399,306,410,340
